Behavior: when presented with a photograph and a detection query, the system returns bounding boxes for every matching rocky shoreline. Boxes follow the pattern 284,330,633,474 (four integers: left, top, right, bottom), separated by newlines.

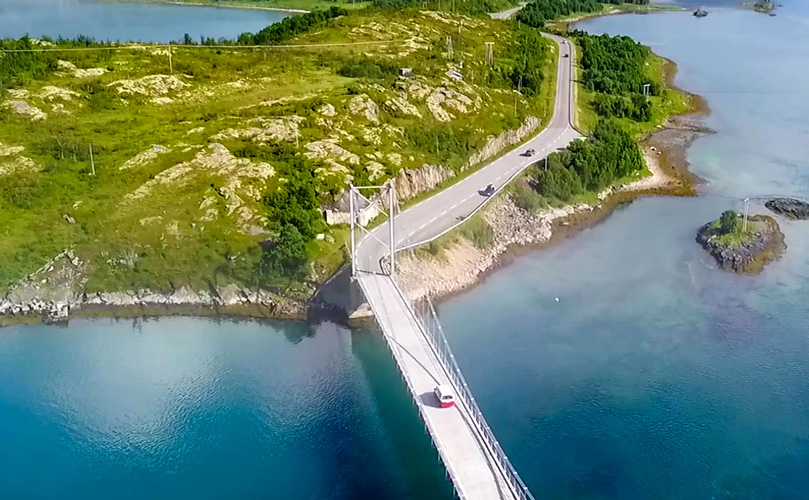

395,129,700,301
394,56,709,302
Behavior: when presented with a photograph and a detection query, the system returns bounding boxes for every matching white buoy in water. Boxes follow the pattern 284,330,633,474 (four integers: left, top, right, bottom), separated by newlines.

555,297,560,302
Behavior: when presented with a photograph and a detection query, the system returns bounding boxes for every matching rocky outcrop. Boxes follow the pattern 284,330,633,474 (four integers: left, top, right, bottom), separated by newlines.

765,198,809,220
394,164,454,200
3,100,47,121
465,116,540,169
696,214,785,274
108,75,186,97
121,144,171,170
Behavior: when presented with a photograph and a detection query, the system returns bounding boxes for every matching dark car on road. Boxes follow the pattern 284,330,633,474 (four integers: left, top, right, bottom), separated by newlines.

482,184,495,196
523,148,536,157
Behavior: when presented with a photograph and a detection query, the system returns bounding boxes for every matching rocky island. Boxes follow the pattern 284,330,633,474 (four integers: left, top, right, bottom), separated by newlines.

765,197,809,220
696,210,785,274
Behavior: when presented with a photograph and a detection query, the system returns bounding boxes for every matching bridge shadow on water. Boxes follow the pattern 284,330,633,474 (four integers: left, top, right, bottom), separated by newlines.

351,327,456,500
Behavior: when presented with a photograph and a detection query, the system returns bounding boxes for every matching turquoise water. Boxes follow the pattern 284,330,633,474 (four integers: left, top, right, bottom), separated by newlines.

0,0,289,42
438,4,809,499
4,2,809,499
0,318,453,500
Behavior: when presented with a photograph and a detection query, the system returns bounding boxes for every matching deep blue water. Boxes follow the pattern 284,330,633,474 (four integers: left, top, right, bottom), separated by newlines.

0,318,453,500
439,3,809,499
0,0,289,42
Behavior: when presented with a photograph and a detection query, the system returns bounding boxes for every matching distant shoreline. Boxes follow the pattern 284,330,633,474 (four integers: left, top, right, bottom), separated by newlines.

100,0,309,14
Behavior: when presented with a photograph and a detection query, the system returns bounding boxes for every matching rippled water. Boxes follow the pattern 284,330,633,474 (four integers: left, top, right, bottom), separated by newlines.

0,0,289,42
438,4,809,499
0,318,453,500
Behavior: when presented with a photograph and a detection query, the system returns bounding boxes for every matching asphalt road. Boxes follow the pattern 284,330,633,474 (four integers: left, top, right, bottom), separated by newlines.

357,33,580,274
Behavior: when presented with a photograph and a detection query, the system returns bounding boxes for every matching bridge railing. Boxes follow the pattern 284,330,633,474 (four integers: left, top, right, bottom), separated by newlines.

390,279,536,500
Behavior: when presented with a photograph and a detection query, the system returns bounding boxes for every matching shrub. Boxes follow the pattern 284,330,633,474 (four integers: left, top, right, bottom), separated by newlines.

337,58,398,80
510,181,544,212
263,224,308,278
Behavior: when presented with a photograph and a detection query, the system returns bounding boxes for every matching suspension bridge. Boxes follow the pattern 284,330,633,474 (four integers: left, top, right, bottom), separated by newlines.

347,33,579,500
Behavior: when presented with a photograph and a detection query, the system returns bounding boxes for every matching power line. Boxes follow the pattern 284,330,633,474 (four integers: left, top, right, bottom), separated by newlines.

0,39,409,54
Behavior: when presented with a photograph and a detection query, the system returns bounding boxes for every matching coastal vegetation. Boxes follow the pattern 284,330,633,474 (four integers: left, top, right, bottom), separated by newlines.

0,8,556,306
571,31,691,135
507,4,691,209
530,119,644,202
516,0,649,28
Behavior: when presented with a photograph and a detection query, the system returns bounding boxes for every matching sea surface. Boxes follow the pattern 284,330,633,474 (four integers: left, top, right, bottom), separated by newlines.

0,0,289,42
3,2,809,500
0,318,452,500
439,3,809,499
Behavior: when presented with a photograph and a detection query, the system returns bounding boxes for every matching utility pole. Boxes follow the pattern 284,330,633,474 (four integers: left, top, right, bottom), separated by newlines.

485,42,494,66
349,186,356,277
89,144,95,176
743,197,750,233
168,44,173,74
389,185,395,277
446,36,453,59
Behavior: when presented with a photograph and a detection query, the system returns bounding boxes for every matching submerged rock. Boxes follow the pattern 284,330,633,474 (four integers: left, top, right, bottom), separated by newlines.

696,213,785,274
765,197,809,220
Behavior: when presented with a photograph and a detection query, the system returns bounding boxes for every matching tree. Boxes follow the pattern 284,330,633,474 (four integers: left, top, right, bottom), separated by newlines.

720,210,740,234
264,224,308,278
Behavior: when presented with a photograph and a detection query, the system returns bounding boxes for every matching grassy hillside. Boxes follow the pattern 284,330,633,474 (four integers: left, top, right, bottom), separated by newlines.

0,9,555,299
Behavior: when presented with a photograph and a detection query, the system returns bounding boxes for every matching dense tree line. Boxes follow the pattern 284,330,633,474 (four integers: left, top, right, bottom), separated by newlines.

508,27,550,95
516,0,649,28
237,6,347,45
575,32,657,95
530,119,644,201
572,31,659,122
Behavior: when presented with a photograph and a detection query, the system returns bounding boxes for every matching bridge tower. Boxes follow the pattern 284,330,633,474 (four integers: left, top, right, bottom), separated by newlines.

348,183,398,277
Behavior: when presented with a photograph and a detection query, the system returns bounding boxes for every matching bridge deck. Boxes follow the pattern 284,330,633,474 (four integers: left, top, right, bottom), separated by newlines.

357,272,515,500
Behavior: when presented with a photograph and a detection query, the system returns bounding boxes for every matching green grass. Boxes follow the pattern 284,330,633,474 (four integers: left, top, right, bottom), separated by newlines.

0,9,557,296
711,219,758,248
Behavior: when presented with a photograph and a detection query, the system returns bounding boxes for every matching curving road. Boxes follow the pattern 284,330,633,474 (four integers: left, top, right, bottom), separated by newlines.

350,29,582,500
356,32,580,273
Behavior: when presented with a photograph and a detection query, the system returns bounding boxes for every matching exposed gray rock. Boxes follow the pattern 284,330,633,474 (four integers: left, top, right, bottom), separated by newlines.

765,197,809,220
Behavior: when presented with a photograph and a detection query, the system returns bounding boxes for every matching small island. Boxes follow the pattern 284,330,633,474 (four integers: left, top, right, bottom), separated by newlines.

765,198,809,220
742,1,778,14
696,210,785,274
